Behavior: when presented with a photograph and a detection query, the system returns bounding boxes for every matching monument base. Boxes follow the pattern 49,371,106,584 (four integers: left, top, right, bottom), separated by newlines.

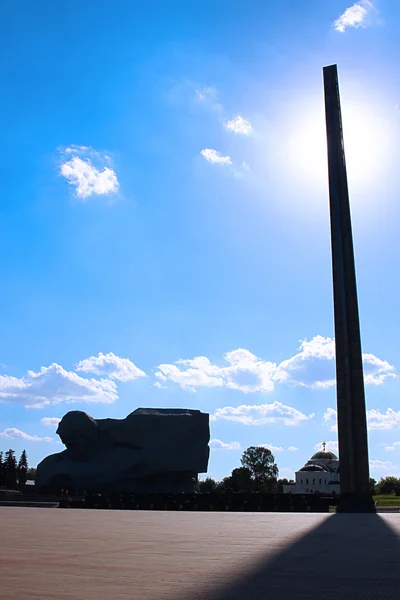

336,493,376,513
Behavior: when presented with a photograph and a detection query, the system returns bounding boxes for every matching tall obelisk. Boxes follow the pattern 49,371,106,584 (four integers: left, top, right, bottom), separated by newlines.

323,64,374,512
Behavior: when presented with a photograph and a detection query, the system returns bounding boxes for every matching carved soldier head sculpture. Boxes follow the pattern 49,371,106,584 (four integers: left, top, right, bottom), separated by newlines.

56,411,99,460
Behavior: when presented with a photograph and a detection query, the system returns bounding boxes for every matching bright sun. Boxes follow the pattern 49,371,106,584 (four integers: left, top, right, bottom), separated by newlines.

288,101,394,193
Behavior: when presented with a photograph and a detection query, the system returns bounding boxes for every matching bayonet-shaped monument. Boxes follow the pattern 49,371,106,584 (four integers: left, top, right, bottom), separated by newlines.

323,64,375,512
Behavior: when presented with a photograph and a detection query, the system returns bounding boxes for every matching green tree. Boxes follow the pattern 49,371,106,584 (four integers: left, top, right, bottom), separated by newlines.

240,446,279,492
26,467,37,482
369,478,377,495
4,449,17,490
276,478,291,493
17,450,28,487
217,476,233,491
198,477,217,493
218,467,254,492
230,467,254,491
376,476,400,496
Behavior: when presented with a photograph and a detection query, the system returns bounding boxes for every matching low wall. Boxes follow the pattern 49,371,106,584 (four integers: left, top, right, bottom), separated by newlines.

63,491,336,512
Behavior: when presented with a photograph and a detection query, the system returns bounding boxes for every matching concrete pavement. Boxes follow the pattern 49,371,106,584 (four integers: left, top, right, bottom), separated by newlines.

1,508,399,600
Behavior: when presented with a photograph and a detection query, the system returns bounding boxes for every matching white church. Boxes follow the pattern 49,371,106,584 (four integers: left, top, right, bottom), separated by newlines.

283,443,340,495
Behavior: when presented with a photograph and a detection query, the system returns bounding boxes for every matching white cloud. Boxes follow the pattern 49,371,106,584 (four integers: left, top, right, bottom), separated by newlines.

75,352,146,382
367,409,400,430
288,446,298,452
0,428,53,443
64,145,91,155
155,336,394,393
363,354,396,385
212,402,314,427
334,1,375,33
0,363,118,408
369,460,398,474
60,156,119,199
314,440,338,454
276,336,335,388
200,149,232,165
59,146,119,200
153,381,166,389
63,145,113,163
155,349,276,393
325,407,400,432
324,408,338,432
168,81,224,119
195,87,215,102
210,439,241,450
224,116,253,135
156,357,224,392
260,443,284,453
385,442,400,452
276,336,395,389
40,417,61,428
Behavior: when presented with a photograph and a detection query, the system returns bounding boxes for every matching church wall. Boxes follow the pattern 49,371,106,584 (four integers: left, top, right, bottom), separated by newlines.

283,456,340,495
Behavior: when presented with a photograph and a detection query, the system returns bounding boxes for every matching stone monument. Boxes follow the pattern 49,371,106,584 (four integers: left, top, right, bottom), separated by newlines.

323,64,374,512
36,408,210,493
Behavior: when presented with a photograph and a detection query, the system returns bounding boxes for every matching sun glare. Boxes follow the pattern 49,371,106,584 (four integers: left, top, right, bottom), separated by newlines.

288,101,394,194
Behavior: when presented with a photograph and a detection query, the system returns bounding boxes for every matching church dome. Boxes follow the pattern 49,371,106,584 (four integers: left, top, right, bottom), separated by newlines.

311,442,338,461
311,450,338,460
298,464,330,472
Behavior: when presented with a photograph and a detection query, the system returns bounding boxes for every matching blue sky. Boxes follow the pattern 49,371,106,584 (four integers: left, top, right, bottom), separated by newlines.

1,0,400,482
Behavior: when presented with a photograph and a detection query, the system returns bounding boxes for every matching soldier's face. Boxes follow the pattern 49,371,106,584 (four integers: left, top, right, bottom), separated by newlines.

57,419,97,459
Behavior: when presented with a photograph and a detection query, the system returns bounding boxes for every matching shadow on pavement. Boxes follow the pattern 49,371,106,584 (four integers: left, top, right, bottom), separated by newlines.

186,514,400,600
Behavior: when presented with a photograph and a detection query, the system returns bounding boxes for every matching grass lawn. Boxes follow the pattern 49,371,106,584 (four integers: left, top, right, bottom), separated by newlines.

373,495,400,507
328,495,400,511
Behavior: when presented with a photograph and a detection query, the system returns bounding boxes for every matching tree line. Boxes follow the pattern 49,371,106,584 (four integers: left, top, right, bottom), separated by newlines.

370,477,400,496
0,449,36,490
199,446,285,493
200,446,400,497
2,443,399,497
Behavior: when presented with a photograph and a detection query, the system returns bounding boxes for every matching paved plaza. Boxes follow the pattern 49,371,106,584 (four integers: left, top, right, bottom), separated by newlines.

1,508,399,600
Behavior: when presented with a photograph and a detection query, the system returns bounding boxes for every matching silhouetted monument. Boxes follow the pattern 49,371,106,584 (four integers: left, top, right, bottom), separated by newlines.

323,65,374,512
36,408,210,493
